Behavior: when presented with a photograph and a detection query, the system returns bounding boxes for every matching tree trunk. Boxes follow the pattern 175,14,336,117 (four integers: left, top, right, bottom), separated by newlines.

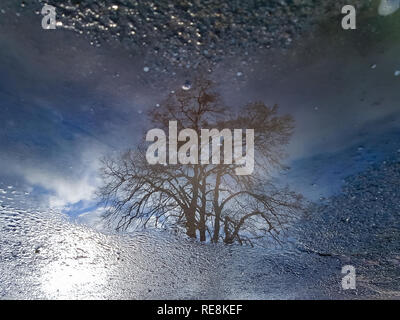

185,207,197,239
223,217,233,244
199,177,207,242
212,171,222,243
199,212,206,241
186,167,199,239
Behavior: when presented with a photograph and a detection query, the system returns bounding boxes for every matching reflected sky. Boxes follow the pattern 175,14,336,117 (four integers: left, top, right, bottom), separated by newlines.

0,0,399,300
0,1,400,225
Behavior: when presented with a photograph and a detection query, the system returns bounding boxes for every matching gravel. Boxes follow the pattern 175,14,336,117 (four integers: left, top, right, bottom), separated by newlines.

294,156,400,298
2,0,370,75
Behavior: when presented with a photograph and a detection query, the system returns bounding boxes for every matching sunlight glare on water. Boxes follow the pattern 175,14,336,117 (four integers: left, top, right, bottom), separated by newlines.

40,230,109,299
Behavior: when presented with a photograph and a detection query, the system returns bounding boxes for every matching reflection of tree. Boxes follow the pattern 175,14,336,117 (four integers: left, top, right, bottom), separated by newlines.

98,76,303,245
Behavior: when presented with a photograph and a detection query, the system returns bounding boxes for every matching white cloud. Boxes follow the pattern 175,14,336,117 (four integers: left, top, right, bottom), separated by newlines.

76,207,107,231
22,167,97,208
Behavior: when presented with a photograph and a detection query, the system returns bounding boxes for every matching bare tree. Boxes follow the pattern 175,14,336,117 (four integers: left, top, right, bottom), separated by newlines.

98,75,302,245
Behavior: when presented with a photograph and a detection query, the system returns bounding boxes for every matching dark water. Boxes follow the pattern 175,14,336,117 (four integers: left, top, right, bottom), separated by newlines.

0,0,399,299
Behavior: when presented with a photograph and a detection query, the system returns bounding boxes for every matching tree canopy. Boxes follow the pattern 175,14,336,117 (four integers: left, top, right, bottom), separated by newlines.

98,76,302,245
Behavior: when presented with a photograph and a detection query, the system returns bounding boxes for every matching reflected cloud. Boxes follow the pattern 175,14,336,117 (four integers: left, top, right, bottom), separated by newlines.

22,168,96,208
